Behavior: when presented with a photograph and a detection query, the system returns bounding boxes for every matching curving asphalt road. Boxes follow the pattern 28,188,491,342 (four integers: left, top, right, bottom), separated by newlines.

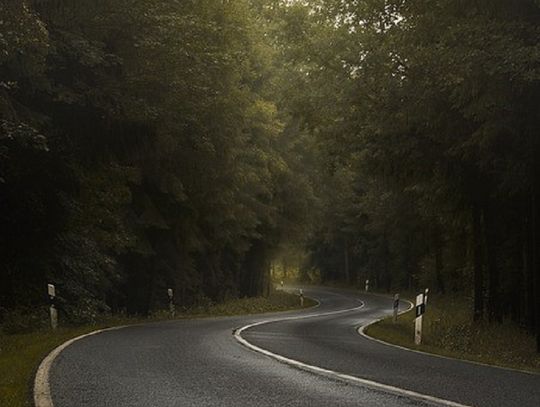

47,287,540,407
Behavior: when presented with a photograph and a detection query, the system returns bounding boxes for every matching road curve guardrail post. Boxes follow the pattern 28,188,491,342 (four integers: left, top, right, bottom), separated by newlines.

167,288,175,318
393,294,400,323
48,284,58,330
414,293,426,345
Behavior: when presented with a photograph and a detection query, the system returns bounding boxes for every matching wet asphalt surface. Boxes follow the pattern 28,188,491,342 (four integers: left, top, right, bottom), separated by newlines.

49,287,540,407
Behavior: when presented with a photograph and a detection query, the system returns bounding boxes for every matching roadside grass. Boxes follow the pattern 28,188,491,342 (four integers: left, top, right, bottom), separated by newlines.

169,290,317,318
0,290,315,407
365,294,540,374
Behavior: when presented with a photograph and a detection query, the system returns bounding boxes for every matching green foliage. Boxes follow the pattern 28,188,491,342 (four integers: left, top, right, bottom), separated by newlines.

265,0,540,347
0,2,49,84
0,0,316,321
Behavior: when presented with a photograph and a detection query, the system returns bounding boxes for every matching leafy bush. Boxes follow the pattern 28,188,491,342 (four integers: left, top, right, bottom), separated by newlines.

0,307,48,335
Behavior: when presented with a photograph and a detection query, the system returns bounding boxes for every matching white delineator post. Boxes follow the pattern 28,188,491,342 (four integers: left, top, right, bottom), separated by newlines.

393,293,400,323
365,279,370,292
167,288,175,318
48,284,58,330
424,288,429,306
414,293,425,345
299,289,304,307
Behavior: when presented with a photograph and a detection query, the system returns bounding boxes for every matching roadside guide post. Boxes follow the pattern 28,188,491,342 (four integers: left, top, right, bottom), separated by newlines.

393,294,400,323
365,279,370,292
414,292,426,345
299,289,304,307
424,288,429,306
48,284,58,330
167,288,175,318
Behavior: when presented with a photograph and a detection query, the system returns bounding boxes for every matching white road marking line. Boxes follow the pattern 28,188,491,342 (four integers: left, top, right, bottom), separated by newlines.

234,298,473,407
34,326,127,407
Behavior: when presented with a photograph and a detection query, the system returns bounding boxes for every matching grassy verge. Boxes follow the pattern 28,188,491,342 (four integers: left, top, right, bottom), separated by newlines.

365,294,540,374
0,291,316,407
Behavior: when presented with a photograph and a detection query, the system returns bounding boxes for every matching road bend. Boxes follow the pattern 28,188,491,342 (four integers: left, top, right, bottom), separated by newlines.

47,287,540,407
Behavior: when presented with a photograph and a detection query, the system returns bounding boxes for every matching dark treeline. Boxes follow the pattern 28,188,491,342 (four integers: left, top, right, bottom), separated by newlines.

0,0,313,321
1,1,539,350
265,1,540,350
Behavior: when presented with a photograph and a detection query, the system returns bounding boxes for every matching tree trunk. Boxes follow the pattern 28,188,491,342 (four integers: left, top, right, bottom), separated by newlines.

484,203,502,323
434,230,446,294
533,189,540,352
241,240,267,297
472,202,484,321
343,238,350,283
520,203,536,334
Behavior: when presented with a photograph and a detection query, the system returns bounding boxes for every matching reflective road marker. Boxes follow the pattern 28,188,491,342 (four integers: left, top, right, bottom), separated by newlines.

415,293,426,345
48,284,58,330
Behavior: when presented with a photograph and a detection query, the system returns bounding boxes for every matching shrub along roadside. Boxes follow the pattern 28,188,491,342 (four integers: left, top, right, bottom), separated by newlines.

0,291,315,407
365,294,540,374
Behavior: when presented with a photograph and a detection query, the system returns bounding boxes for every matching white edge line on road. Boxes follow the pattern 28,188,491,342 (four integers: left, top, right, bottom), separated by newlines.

234,299,473,407
358,298,540,377
34,326,127,407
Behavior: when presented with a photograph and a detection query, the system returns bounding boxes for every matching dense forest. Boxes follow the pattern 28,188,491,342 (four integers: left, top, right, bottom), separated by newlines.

1,1,539,350
0,0,315,319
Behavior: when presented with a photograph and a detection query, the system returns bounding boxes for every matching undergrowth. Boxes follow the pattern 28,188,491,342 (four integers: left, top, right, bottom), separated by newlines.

366,295,540,374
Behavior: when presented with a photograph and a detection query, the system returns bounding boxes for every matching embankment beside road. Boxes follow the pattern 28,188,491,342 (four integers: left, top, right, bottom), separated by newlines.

364,294,540,374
